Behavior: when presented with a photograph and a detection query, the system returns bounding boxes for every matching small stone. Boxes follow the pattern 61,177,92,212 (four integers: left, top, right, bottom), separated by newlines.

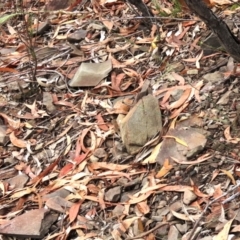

43,188,70,201
120,190,138,202
67,30,87,43
166,212,175,221
0,209,58,238
187,69,198,75
158,200,167,208
168,225,180,240
169,201,182,212
176,223,188,234
46,196,73,213
112,205,124,217
89,155,99,163
183,190,197,205
202,71,224,83
93,148,107,159
7,174,29,189
105,186,121,202
34,21,51,35
0,125,8,146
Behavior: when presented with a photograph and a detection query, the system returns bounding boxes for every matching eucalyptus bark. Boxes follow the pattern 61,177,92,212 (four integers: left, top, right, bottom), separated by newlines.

127,0,153,17
184,0,240,62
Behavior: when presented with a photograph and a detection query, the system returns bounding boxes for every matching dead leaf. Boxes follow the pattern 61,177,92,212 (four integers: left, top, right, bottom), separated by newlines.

156,159,173,178
69,201,82,224
9,132,27,148
220,169,236,185
171,210,201,221
89,162,130,171
213,219,234,240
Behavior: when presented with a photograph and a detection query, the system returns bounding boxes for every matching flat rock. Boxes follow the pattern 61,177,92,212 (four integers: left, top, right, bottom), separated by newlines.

69,59,112,87
43,188,70,201
201,34,222,55
45,0,78,10
176,223,188,234
168,225,180,240
112,205,125,217
157,127,207,164
43,92,56,113
169,201,182,212
7,174,29,189
0,125,7,145
118,94,162,154
34,21,51,35
183,189,197,205
105,186,121,202
202,71,224,83
0,209,58,238
67,30,87,43
46,196,73,213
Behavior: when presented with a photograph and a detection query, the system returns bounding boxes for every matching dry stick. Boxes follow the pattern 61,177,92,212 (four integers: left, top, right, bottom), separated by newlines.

187,181,240,240
184,0,240,62
125,222,170,240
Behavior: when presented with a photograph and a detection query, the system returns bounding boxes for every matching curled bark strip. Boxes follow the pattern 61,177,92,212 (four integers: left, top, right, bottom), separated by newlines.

127,0,153,17
184,0,240,62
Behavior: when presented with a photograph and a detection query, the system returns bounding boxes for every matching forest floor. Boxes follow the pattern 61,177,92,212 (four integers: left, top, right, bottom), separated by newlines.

0,0,240,239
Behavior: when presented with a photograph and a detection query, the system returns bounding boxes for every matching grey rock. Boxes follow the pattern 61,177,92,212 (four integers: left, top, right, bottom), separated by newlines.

69,59,112,87
112,205,124,217
118,95,162,154
0,125,7,146
45,196,73,213
93,148,107,159
202,71,224,83
183,190,197,205
105,186,121,202
34,21,51,35
168,225,180,240
43,188,70,201
7,174,29,189
0,209,57,238
169,201,182,212
176,223,188,234
67,30,87,43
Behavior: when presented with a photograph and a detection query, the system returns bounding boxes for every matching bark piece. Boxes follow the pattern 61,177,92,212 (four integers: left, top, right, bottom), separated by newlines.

127,0,153,17
184,0,240,62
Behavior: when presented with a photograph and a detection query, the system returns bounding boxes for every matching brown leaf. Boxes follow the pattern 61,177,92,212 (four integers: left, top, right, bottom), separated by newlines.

89,162,130,171
96,113,109,131
9,132,27,148
137,201,150,214
69,201,82,224
0,112,21,129
28,157,62,185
